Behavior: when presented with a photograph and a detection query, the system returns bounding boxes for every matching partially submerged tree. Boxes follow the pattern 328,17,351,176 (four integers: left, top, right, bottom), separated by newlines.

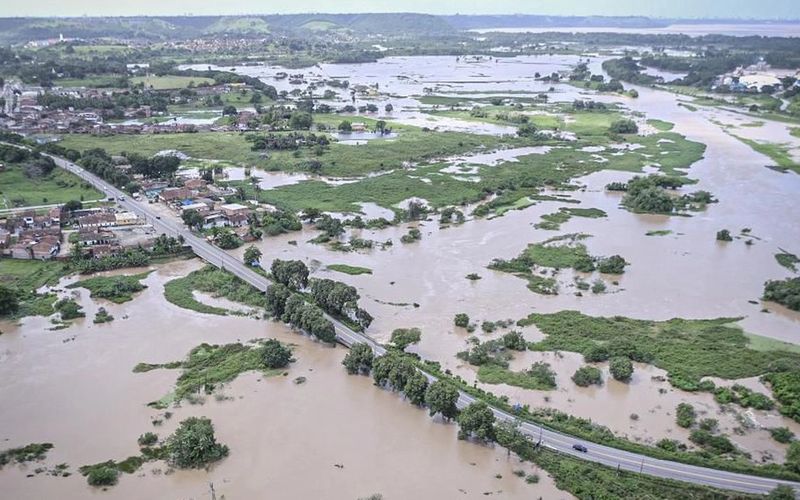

167,417,229,469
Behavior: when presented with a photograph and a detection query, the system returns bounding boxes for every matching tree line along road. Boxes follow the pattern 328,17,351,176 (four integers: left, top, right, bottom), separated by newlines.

46,151,800,495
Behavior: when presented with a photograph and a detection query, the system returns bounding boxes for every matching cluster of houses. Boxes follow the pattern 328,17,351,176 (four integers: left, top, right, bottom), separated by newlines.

0,205,156,260
0,81,258,135
152,177,259,235
0,206,64,260
715,62,800,93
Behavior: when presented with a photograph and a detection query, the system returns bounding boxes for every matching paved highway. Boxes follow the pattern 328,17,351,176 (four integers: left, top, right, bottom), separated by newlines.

47,152,799,495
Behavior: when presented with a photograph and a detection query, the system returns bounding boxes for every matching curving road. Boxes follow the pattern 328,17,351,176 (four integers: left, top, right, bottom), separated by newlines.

48,152,799,495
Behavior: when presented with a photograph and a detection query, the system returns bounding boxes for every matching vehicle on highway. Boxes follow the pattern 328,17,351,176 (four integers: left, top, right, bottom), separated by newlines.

155,216,161,219
119,196,126,201
572,444,588,453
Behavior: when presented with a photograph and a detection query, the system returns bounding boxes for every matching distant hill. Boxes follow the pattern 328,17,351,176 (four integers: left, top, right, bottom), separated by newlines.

442,15,669,30
203,17,271,35
0,14,796,45
0,13,454,44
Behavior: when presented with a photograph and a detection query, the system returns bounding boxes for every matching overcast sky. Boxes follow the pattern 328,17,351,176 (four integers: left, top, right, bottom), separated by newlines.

3,0,799,19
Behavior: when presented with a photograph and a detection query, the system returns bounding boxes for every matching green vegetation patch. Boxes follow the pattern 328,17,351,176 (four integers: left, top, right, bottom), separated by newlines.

520,311,800,390
136,340,290,406
130,75,215,90
763,277,800,311
67,272,150,303
535,207,606,230
496,427,756,500
647,119,675,131
732,135,799,174
327,264,373,275
0,163,102,208
477,362,556,391
775,251,800,273
0,443,54,468
163,266,266,315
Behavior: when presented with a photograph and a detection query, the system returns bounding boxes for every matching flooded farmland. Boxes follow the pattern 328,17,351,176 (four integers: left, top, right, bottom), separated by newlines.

4,46,800,499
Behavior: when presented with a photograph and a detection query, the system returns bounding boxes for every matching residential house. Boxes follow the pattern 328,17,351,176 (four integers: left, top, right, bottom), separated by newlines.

114,212,139,226
48,206,62,225
159,187,194,204
77,212,116,229
78,229,116,246
220,203,251,218
184,178,208,190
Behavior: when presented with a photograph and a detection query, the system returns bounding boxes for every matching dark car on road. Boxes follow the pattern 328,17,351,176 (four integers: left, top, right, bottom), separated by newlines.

572,444,588,453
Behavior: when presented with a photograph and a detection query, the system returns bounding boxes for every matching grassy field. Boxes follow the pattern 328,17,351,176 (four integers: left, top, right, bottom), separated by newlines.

0,164,103,208
55,75,127,88
477,364,556,391
130,75,215,90
0,258,73,319
731,135,799,174
647,119,675,131
520,311,800,389
163,266,265,315
0,258,71,290
67,272,150,304
58,120,516,177
136,341,286,406
327,264,373,275
57,110,705,216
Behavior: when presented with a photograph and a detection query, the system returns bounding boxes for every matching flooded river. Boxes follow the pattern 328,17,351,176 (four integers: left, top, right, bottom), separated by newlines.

0,261,568,499
4,53,800,497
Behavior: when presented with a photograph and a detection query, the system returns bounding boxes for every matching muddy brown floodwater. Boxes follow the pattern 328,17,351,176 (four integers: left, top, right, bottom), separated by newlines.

0,261,569,499
234,64,800,463
4,54,800,497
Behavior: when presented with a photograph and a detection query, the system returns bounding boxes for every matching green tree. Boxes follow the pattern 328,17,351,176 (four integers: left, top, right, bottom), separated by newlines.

265,283,293,317
597,255,627,274
501,331,527,351
0,285,19,316
454,313,469,328
270,259,309,290
403,371,429,406
262,339,292,369
338,120,352,132
609,357,634,382
222,105,238,116
609,118,638,134
289,112,313,130
390,327,421,351
63,199,83,212
138,432,158,447
343,343,374,375
767,485,796,500
167,417,229,469
372,351,415,390
87,466,118,486
457,401,496,441
787,441,800,473
716,229,733,242
769,427,795,444
572,365,603,387
676,403,696,428
584,344,610,362
425,380,459,420
243,245,262,266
